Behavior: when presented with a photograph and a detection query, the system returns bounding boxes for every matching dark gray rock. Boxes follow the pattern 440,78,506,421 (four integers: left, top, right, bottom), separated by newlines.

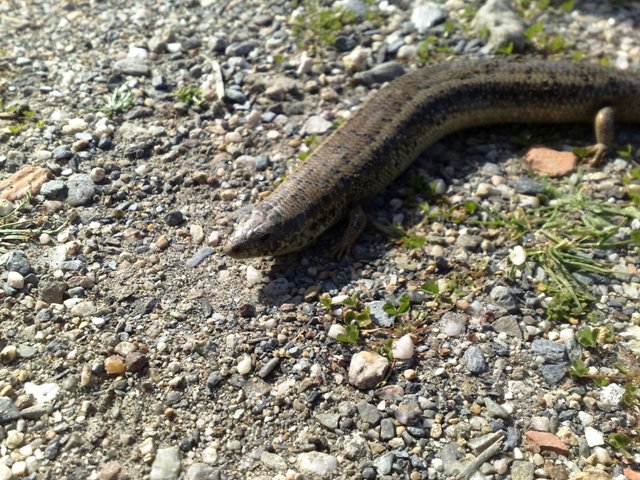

52,145,73,160
531,339,566,363
0,397,21,423
357,401,382,426
354,62,405,85
1,251,31,275
490,285,518,312
492,315,522,339
66,174,96,206
462,346,488,374
186,247,215,268
539,363,567,386
40,180,67,200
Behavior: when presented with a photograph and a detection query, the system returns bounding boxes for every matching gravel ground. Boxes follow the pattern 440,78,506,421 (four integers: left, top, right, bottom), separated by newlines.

1,0,640,479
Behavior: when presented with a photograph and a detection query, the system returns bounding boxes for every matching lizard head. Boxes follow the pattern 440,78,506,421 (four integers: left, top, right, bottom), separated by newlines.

223,206,309,258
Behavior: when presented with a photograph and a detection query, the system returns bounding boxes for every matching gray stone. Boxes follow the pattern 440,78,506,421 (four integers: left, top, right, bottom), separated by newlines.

0,397,21,423
316,412,340,431
66,174,96,206
484,397,510,419
411,2,446,33
357,401,382,426
342,433,370,460
225,42,255,57
1,251,30,275
52,145,73,160
489,285,518,312
440,311,467,337
513,178,545,195
60,260,84,272
21,403,53,419
510,460,535,480
38,276,66,304
492,315,522,339
373,451,394,475
261,451,287,471
40,180,67,200
354,61,405,85
186,247,215,268
462,346,488,374
150,447,181,480
302,115,333,135
456,234,482,250
184,463,217,480
380,418,395,440
297,452,338,479
114,58,150,76
367,300,395,327
395,401,421,425
531,339,566,363
539,363,567,386
472,0,526,51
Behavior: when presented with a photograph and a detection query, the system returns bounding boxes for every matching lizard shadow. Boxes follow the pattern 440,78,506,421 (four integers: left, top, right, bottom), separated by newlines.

256,123,640,308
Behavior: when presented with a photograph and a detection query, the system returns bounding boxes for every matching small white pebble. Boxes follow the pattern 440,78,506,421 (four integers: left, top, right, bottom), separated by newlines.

246,266,263,285
6,271,24,289
237,355,252,375
392,334,415,360
509,245,527,266
328,324,347,340
0,199,14,217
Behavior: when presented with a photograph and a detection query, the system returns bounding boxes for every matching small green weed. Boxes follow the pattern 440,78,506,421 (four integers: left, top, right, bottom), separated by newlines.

291,0,358,51
99,89,135,117
382,294,411,317
0,196,62,252
321,294,372,345
172,86,204,107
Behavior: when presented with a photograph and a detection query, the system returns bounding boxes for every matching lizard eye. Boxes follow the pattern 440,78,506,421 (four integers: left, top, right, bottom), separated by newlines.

259,233,272,242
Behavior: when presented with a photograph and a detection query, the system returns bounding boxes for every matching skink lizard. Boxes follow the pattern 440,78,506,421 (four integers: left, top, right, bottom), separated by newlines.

224,59,640,258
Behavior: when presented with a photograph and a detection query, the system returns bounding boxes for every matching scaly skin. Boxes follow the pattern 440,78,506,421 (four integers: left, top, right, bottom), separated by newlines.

224,59,640,258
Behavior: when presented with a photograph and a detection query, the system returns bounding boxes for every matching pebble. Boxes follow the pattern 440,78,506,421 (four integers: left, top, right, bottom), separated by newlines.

509,245,527,266
484,398,510,419
66,174,96,206
104,356,126,375
246,266,263,285
302,115,332,135
6,271,24,289
462,346,488,374
237,355,252,375
524,147,578,177
373,451,394,475
492,315,522,339
0,397,21,423
524,431,569,455
328,324,347,339
186,247,215,268
261,451,287,471
150,447,181,480
584,426,604,447
184,463,217,480
472,0,526,50
348,351,389,389
297,452,338,479
395,401,421,425
343,46,369,72
0,199,13,216
354,61,405,85
489,286,518,312
392,334,414,360
411,2,445,33
440,312,467,336
531,339,566,363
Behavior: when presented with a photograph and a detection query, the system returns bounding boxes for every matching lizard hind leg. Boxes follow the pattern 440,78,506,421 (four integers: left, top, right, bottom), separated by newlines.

331,205,367,259
586,106,615,166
